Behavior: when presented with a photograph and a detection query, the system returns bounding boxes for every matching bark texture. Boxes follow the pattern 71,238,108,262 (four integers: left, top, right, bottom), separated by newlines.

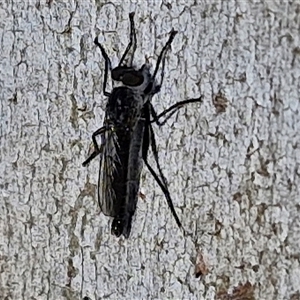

0,1,299,299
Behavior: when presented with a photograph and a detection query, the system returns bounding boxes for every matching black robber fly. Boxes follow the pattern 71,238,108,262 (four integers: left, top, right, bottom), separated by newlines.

83,12,202,238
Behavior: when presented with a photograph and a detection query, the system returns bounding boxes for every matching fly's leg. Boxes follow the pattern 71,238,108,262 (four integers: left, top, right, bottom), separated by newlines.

148,122,183,229
142,114,183,230
152,29,178,86
143,31,177,96
118,12,137,67
94,37,112,97
150,96,203,126
150,29,203,125
82,126,106,166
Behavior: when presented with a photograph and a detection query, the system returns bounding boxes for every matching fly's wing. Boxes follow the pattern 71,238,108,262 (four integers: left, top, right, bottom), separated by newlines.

98,124,120,217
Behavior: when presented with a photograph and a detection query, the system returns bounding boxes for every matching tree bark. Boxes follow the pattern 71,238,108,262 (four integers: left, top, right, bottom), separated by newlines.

0,1,299,299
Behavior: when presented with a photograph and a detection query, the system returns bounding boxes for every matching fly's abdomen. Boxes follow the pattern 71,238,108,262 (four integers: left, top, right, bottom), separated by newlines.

111,128,130,213
126,116,145,215
111,114,145,237
108,87,142,237
110,128,130,237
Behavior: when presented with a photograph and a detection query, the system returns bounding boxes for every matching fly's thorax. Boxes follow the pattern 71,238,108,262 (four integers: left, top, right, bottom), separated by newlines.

106,86,148,133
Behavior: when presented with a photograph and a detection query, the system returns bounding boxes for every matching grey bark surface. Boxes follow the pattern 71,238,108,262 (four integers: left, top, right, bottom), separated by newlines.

0,1,299,300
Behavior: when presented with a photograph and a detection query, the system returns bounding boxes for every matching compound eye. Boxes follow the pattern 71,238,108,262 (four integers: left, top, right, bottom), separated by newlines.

121,71,144,86
111,66,144,86
111,219,123,237
112,66,126,81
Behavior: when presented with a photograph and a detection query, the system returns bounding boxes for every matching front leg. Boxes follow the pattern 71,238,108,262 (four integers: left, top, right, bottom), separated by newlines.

94,37,112,97
118,12,137,67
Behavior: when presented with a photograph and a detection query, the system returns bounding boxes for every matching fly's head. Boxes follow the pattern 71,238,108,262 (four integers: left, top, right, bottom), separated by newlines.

111,64,154,93
112,66,143,86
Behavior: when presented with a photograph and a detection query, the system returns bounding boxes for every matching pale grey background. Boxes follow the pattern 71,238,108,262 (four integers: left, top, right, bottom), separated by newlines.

0,1,299,299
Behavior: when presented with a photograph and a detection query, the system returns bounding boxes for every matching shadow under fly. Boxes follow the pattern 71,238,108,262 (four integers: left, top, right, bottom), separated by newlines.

83,12,202,238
